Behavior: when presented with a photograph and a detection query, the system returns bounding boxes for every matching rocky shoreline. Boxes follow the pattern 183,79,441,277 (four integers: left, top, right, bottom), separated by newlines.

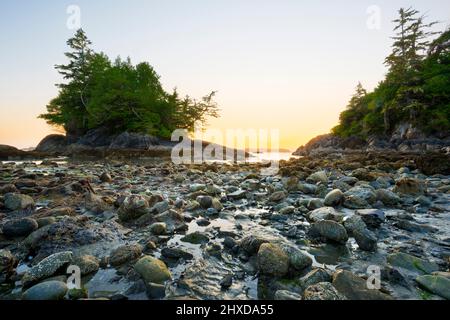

0,151,449,300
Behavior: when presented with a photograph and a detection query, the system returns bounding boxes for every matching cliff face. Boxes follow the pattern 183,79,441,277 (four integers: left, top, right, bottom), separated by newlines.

293,123,450,156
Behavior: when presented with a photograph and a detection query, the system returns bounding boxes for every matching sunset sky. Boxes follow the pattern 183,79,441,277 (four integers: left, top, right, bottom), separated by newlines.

1,1,449,150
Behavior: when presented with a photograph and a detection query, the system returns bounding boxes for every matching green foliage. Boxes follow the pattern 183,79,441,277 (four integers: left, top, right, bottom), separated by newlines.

39,29,219,138
333,8,449,139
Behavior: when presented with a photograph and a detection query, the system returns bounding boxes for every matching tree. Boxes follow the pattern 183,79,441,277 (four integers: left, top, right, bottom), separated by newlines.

40,29,219,139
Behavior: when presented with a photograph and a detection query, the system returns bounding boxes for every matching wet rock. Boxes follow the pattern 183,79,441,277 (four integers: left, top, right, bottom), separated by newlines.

109,244,143,266
394,178,426,196
181,231,209,244
84,192,109,214
149,222,167,235
324,189,344,207
0,184,18,195
353,228,377,252
4,193,34,211
279,206,295,215
387,252,439,275
220,274,233,289
298,183,318,194
269,191,287,202
393,219,437,233
303,282,346,300
146,282,166,299
211,198,223,211
190,183,206,192
308,220,349,244
2,217,38,237
239,235,269,255
151,200,169,214
356,209,385,228
227,190,247,200
299,268,332,289
118,195,150,221
71,255,99,275
308,207,342,222
22,251,73,287
257,243,289,277
68,287,89,300
47,207,76,217
0,249,16,281
196,195,213,209
37,217,56,228
376,189,400,206
307,198,323,210
161,247,193,261
343,215,366,236
282,244,312,271
343,186,376,209
274,290,302,300
23,281,68,300
100,172,112,183
307,171,328,184
332,270,392,300
134,256,171,284
415,275,450,299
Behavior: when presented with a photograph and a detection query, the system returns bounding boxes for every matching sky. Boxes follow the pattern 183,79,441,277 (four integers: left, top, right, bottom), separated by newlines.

1,1,449,150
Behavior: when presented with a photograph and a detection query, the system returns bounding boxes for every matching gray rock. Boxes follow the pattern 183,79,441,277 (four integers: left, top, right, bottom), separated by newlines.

149,222,167,235
307,171,328,184
332,270,392,300
239,235,269,255
415,275,450,299
151,200,169,214
71,255,99,275
298,183,318,194
109,244,143,266
353,228,377,252
4,193,34,211
387,252,439,275
23,281,68,300
282,245,312,271
2,217,38,237
269,191,287,202
257,243,289,277
356,209,385,228
309,207,342,222
376,189,400,206
309,220,349,244
343,215,367,236
22,251,73,287
227,190,247,200
181,231,209,244
274,290,302,300
299,268,333,290
161,247,193,261
196,195,213,209
343,186,377,209
303,282,346,300
324,189,344,207
118,195,150,221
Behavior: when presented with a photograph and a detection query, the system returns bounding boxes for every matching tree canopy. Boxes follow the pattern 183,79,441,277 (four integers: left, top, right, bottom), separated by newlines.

40,29,219,139
333,7,450,138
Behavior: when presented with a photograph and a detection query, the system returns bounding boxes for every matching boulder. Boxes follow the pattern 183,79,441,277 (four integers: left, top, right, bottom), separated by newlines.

415,275,450,300
343,186,376,209
356,209,385,228
353,228,377,252
257,243,289,277
303,282,346,300
4,193,35,211
134,256,171,284
2,217,38,237
118,195,150,221
308,220,349,244
393,178,426,196
387,252,439,275
23,281,68,300
309,207,342,222
332,270,392,300
324,189,344,207
22,251,73,287
35,134,67,153
109,244,143,266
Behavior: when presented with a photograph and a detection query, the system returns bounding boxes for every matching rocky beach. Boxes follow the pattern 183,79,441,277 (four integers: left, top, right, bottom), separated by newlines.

0,147,449,300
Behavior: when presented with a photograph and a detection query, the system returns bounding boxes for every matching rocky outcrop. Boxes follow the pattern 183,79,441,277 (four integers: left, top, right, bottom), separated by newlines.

293,123,450,157
35,134,67,153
